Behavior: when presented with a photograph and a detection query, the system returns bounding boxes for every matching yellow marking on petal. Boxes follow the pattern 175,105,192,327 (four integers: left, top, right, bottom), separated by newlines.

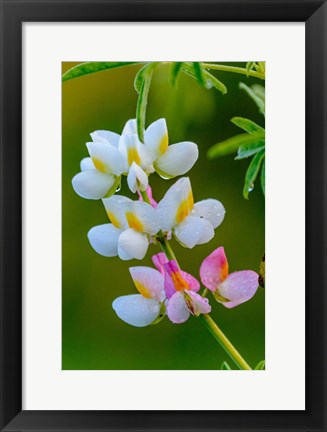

127,146,141,166
92,157,107,173
107,211,120,229
159,133,168,155
175,191,194,224
126,211,144,232
134,280,152,299
171,271,189,291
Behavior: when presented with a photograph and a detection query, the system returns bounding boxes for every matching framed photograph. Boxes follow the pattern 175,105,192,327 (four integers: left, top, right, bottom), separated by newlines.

0,0,326,431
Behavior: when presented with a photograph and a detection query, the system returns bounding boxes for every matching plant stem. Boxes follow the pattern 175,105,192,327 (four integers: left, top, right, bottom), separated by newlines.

199,314,252,370
140,188,252,370
202,63,265,80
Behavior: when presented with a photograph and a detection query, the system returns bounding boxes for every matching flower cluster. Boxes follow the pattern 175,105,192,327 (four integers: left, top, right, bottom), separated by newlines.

72,117,259,327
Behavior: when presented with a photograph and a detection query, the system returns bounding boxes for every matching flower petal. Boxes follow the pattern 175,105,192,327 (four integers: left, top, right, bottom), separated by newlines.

174,216,214,248
102,195,131,230
166,292,190,324
90,130,120,148
154,142,198,178
119,134,152,170
127,162,148,193
86,141,127,176
192,199,226,229
112,294,161,327
118,229,149,260
80,157,95,171
122,118,137,135
217,271,259,308
137,186,158,208
157,177,193,232
181,271,200,292
87,224,121,257
199,246,229,291
72,169,115,200
152,252,168,274
185,291,211,316
144,118,168,160
126,201,160,235
129,267,165,302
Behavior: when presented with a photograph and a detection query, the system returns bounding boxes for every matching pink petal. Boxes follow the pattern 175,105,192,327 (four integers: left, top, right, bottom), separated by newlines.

199,246,229,291
137,186,158,208
152,252,168,274
218,270,259,308
185,291,211,316
129,266,165,302
166,292,190,324
181,271,200,292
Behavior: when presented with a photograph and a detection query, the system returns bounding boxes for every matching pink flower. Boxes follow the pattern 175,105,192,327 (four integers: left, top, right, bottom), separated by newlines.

137,186,158,208
153,253,211,324
200,247,259,308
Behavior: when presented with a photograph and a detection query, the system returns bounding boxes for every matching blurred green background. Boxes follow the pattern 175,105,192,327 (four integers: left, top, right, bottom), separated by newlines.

62,62,265,370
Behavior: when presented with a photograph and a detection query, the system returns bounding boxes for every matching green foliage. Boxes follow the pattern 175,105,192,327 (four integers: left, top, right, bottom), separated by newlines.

170,62,184,87
134,63,157,94
236,139,265,160
208,133,262,159
239,83,265,115
255,360,265,370
136,65,154,142
243,150,265,200
193,62,207,86
261,159,265,196
231,117,264,135
221,361,232,370
181,63,227,94
62,62,139,82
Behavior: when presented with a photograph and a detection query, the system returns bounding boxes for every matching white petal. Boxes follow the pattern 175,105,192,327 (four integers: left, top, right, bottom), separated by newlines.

118,229,149,260
126,201,160,235
72,169,115,200
86,141,127,175
192,199,225,229
102,195,131,230
90,130,120,148
112,294,161,327
157,177,193,231
166,292,190,324
80,157,95,171
87,224,121,257
129,267,165,302
144,118,168,160
127,162,148,193
174,216,214,248
122,119,137,135
155,142,198,178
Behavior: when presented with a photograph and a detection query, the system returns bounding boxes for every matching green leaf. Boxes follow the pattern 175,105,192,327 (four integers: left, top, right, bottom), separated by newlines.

208,133,262,159
246,62,256,77
170,62,184,87
261,158,265,196
231,117,265,135
239,82,265,115
243,150,265,199
221,361,232,370
203,70,227,94
193,62,206,86
62,62,140,82
136,66,154,143
235,138,265,160
134,63,156,94
255,360,265,370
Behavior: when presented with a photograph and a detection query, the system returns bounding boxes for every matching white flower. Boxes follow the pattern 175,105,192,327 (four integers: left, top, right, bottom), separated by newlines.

87,195,160,260
156,177,225,248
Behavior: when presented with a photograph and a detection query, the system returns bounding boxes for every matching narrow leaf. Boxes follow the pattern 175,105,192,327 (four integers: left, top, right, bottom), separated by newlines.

231,117,265,135
203,71,227,94
193,62,206,86
243,149,265,199
221,361,232,370
235,138,265,160
246,62,256,77
62,62,140,82
208,133,262,159
239,82,265,115
134,63,156,94
255,360,265,370
136,67,154,143
170,62,184,87
261,158,265,196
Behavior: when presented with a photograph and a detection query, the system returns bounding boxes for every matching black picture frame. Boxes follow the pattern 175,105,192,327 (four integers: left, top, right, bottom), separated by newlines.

0,0,326,431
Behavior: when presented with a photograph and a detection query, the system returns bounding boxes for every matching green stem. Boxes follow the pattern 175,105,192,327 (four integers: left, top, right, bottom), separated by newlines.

202,63,265,80
199,314,252,370
140,188,252,370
